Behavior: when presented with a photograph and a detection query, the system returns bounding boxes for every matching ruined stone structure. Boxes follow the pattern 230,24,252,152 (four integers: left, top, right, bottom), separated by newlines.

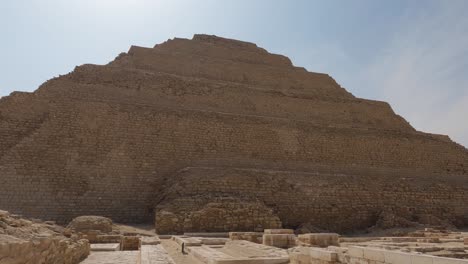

0,34,468,234
0,210,90,264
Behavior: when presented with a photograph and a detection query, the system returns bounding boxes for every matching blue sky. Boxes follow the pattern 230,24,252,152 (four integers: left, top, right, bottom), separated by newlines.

1,0,468,147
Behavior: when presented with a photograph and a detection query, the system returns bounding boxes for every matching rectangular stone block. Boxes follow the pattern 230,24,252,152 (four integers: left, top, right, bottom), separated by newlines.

190,243,289,264
262,234,296,248
184,232,229,238
264,229,294,234
90,243,120,252
229,232,263,243
411,254,434,264
298,233,339,247
347,246,364,258
198,238,229,245
140,244,175,264
95,234,122,243
121,236,140,251
362,247,385,262
432,256,468,264
140,236,161,246
382,250,412,264
172,236,202,246
308,248,338,262
289,247,338,263
188,245,233,264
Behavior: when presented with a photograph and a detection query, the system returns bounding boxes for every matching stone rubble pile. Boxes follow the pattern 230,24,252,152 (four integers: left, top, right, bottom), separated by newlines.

0,210,89,264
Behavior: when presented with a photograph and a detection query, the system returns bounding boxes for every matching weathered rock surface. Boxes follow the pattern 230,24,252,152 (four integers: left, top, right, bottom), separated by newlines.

0,34,468,234
68,216,113,234
0,210,89,264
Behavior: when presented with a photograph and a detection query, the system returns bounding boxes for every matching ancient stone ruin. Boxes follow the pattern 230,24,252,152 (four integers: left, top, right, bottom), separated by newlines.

0,210,90,264
1,34,468,263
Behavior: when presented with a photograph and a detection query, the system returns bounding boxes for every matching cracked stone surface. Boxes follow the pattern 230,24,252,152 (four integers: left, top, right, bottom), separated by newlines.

79,251,138,264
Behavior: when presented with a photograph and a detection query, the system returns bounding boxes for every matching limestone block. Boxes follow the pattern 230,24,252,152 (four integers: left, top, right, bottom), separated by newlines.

307,247,338,262
191,242,289,264
198,237,229,245
90,243,120,252
140,244,175,264
121,236,140,250
94,234,122,243
262,234,296,248
382,249,412,264
411,254,435,264
184,232,229,238
417,237,441,243
188,245,234,264
229,232,263,243
432,257,468,264
289,247,338,264
347,246,364,258
389,237,418,243
264,229,294,234
172,236,202,246
68,216,113,233
464,237,468,245
298,233,339,247
362,247,385,262
140,236,161,246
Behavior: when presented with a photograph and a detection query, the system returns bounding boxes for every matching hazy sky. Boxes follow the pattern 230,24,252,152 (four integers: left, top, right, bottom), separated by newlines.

1,0,468,147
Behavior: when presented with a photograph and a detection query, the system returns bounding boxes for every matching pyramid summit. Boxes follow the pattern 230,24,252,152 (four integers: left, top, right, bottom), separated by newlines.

1,34,467,234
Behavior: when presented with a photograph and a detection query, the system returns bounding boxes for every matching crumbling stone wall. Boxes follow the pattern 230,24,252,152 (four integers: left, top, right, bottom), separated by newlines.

0,34,467,232
154,167,468,233
155,196,282,234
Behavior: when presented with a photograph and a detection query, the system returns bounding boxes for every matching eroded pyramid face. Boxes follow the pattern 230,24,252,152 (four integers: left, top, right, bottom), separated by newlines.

0,35,467,233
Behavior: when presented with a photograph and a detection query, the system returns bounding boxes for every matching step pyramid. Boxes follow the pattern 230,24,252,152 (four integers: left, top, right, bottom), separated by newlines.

1,34,467,233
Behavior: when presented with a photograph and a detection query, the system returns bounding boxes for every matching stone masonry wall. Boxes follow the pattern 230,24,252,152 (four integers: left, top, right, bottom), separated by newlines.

1,94,468,225
155,167,468,233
